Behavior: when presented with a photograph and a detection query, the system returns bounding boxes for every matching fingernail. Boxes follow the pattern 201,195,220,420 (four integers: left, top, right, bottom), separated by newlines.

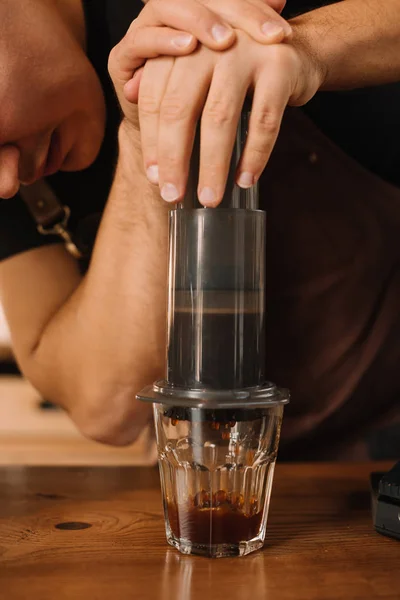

237,172,254,189
161,183,180,202
283,22,293,37
211,24,232,43
146,165,159,184
199,186,216,206
261,22,285,39
172,33,194,48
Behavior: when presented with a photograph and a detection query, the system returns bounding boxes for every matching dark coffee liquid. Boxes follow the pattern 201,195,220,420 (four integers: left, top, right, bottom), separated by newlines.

167,309,265,389
167,490,263,546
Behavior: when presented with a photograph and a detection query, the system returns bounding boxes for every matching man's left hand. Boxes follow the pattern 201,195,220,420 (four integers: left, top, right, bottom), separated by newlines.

137,31,324,205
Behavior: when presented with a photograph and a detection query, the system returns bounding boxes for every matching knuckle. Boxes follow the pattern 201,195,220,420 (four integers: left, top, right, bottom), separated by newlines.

248,141,269,161
125,24,138,46
166,154,181,167
124,23,149,54
160,95,191,123
202,99,236,128
245,135,273,170
108,25,142,76
200,158,226,174
139,94,160,117
108,44,131,81
253,109,280,136
160,152,182,171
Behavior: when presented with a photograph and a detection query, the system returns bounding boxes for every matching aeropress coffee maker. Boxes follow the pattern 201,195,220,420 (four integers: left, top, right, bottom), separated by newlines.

137,110,289,558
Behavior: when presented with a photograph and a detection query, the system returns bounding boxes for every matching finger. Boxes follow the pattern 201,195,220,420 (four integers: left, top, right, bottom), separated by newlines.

157,51,213,202
257,0,286,14
0,145,20,199
138,56,175,185
122,26,199,105
110,24,197,87
197,60,249,207
236,70,288,188
124,66,144,105
141,0,235,50
206,0,292,44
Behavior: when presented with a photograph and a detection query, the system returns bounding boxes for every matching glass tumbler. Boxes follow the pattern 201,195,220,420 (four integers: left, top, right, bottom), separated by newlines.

154,402,285,558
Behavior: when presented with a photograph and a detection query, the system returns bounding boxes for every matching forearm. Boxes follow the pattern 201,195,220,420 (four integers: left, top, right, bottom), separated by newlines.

80,123,169,398
31,125,169,443
290,0,400,89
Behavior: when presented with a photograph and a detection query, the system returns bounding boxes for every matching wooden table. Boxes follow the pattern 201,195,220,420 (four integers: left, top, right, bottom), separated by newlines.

0,462,399,600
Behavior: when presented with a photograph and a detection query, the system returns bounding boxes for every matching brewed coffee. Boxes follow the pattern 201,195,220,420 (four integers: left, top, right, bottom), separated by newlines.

168,307,265,389
167,490,263,546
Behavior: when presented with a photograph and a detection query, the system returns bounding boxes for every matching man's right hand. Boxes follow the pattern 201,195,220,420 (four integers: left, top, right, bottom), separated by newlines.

108,0,291,132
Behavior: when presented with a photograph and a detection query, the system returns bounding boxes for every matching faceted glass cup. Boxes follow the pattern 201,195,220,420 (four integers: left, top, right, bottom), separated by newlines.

153,403,285,558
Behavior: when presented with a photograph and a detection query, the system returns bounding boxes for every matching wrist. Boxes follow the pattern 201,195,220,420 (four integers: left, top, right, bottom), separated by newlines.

287,21,328,104
107,121,169,227
117,120,145,177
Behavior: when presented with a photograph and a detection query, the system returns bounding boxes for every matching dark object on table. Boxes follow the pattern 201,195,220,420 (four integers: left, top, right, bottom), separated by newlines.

367,424,400,460
371,461,400,541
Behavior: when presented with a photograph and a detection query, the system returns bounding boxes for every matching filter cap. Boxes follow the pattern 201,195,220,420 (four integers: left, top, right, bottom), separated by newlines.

137,379,289,409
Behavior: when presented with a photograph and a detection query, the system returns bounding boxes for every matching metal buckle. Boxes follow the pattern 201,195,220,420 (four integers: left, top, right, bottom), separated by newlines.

37,206,82,259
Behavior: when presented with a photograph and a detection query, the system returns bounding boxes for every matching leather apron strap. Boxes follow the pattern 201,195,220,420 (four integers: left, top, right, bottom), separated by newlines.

20,180,83,259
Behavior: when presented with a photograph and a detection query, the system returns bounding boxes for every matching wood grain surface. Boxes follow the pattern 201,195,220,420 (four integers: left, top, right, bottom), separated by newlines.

0,462,399,600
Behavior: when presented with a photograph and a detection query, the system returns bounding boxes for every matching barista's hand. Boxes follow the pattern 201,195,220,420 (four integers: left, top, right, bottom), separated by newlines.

138,32,324,202
108,0,291,131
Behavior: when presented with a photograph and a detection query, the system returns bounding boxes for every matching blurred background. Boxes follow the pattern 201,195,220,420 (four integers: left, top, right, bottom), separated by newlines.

0,302,157,467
